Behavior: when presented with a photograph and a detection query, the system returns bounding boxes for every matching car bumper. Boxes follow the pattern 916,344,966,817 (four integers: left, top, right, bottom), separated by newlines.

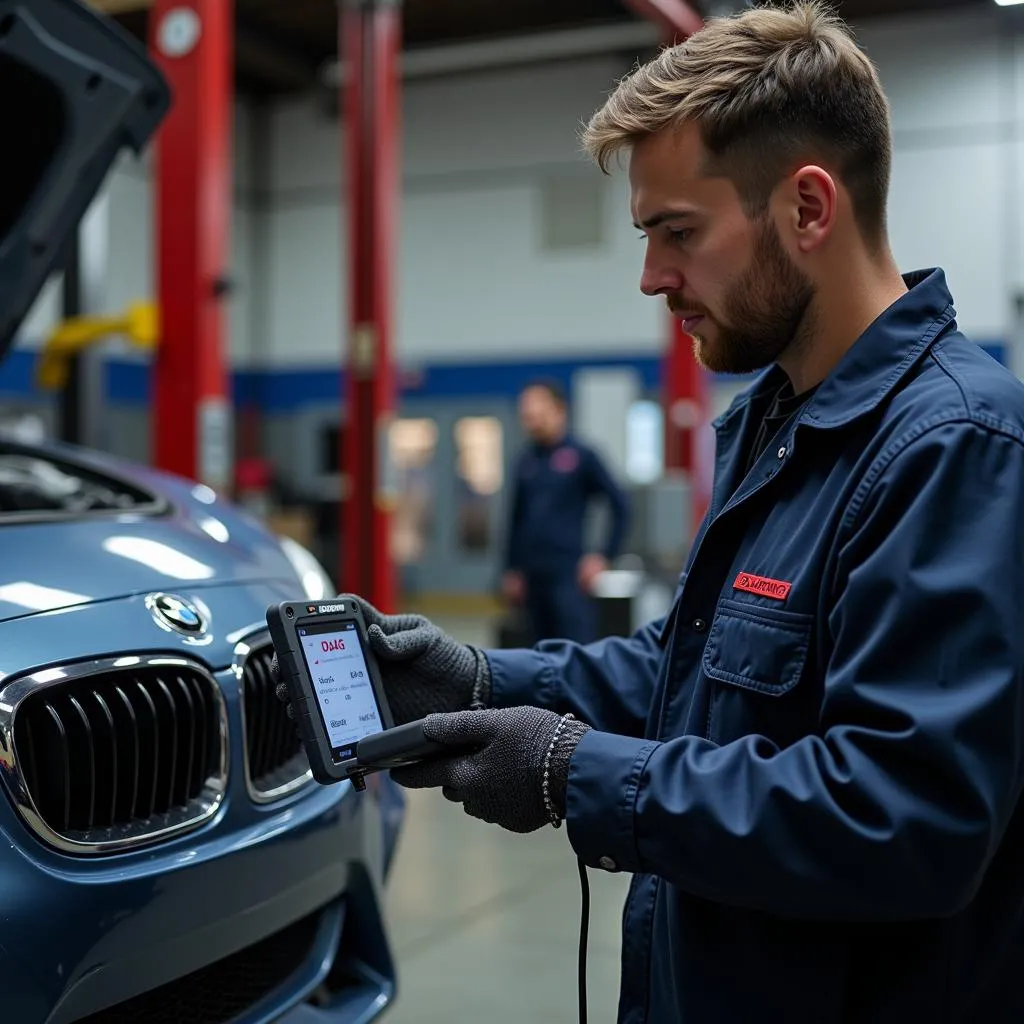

0,769,398,1024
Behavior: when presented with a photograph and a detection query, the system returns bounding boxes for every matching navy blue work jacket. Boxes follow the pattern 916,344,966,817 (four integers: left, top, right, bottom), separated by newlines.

505,435,630,575
488,270,1024,1023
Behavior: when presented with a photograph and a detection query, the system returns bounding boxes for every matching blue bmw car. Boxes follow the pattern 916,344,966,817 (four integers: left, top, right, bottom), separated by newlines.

0,3,403,1021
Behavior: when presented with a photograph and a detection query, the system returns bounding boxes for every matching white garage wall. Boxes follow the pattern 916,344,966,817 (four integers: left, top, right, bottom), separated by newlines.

14,9,1024,376
863,10,1015,344
259,6,1024,371
265,54,660,368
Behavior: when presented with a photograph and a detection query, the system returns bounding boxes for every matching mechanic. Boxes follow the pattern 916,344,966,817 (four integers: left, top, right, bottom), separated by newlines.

279,3,1024,1021
501,379,630,644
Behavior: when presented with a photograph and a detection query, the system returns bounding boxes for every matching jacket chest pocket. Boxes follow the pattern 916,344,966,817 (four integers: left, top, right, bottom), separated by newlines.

701,599,815,746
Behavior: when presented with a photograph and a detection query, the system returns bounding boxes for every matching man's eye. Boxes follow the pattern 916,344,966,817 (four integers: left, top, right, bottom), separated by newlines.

635,228,693,242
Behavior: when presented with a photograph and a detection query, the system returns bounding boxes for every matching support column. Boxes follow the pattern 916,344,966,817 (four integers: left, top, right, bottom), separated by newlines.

663,317,712,521
59,234,83,445
621,0,710,529
340,0,401,611
150,1,234,490
59,188,110,449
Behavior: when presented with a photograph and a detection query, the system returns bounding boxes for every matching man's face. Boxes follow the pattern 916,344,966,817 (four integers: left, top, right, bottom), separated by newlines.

519,388,565,443
630,122,816,375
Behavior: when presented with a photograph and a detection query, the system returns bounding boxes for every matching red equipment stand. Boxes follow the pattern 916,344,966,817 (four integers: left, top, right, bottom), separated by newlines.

340,0,402,612
150,1,234,491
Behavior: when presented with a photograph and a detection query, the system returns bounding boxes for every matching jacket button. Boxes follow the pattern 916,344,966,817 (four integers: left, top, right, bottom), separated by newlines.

692,618,707,633
599,856,619,872
777,446,787,459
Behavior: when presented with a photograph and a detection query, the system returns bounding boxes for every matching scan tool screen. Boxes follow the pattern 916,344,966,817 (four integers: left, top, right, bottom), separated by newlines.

297,620,384,762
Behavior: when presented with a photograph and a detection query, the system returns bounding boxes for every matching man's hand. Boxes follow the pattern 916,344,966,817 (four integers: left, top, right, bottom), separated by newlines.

391,707,592,834
273,595,489,725
577,553,608,594
501,570,526,606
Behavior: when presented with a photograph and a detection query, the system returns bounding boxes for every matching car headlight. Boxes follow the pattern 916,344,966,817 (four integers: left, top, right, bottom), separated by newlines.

278,536,336,601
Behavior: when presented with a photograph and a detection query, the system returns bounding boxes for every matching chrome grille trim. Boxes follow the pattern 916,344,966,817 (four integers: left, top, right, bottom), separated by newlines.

233,631,312,804
0,655,228,856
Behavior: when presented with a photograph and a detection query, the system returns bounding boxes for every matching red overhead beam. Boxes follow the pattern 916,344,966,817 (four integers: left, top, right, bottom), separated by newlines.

622,0,703,41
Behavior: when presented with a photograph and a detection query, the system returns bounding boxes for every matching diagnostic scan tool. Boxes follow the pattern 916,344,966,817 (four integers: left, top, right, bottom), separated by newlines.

267,598,449,787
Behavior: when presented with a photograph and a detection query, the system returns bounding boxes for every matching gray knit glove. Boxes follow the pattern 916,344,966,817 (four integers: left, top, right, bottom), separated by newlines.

273,595,490,726
390,707,592,833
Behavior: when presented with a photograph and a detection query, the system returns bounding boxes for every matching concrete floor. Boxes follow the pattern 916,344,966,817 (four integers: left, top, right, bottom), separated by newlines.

381,615,631,1023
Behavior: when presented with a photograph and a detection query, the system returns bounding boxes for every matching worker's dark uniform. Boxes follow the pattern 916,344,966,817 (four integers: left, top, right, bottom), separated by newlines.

488,270,1024,1022
505,436,629,644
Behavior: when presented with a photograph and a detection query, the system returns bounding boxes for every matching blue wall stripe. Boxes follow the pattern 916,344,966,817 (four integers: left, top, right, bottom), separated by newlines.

0,350,47,396
107,353,670,411
105,359,151,406
0,342,1010,412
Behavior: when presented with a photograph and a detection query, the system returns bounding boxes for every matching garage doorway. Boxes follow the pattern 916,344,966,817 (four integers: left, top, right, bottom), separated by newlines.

391,398,519,600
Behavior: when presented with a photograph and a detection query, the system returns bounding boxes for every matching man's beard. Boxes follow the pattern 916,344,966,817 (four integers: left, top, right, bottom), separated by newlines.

675,219,816,376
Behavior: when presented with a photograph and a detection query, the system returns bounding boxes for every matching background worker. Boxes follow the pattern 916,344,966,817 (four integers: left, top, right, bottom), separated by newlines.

501,380,630,644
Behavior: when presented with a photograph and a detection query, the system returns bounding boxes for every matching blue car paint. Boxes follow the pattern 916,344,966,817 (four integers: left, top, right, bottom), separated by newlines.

0,442,404,1022
0,452,304,625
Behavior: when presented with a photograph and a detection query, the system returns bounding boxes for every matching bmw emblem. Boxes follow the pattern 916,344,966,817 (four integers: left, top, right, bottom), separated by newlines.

147,593,207,638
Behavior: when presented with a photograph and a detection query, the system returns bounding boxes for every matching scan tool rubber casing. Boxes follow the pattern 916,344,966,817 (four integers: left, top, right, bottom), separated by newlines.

267,598,396,785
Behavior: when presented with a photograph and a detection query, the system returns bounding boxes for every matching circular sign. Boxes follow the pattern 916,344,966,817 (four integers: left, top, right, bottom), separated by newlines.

156,8,202,59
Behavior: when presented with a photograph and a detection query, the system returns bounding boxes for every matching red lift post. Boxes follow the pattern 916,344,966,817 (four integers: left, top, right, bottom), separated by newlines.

340,0,402,611
150,1,234,491
622,0,712,527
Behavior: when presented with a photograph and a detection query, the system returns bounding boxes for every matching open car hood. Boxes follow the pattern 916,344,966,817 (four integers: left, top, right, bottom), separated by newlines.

0,0,170,358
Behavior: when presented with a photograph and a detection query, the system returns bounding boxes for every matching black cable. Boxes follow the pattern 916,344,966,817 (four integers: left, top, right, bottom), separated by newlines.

577,856,591,1024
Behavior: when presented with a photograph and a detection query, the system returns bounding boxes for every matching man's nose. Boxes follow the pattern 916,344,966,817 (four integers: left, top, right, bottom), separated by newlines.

640,257,684,297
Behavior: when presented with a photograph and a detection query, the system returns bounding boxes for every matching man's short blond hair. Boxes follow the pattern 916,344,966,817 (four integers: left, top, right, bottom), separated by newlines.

583,1,892,244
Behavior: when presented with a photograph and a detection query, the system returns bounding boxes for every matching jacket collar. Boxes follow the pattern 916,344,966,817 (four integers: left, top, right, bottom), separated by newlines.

713,268,958,431
531,432,572,455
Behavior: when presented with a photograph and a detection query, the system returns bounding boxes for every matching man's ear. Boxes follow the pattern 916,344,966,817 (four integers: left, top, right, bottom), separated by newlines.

782,165,838,253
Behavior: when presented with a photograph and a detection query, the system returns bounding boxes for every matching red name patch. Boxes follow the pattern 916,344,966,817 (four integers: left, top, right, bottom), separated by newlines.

733,572,792,601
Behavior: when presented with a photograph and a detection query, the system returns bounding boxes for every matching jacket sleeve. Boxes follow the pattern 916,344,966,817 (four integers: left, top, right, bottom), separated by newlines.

485,612,670,737
583,447,631,561
566,421,1024,920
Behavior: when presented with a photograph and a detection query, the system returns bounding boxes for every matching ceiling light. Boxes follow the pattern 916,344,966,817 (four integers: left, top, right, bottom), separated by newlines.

995,0,1024,7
